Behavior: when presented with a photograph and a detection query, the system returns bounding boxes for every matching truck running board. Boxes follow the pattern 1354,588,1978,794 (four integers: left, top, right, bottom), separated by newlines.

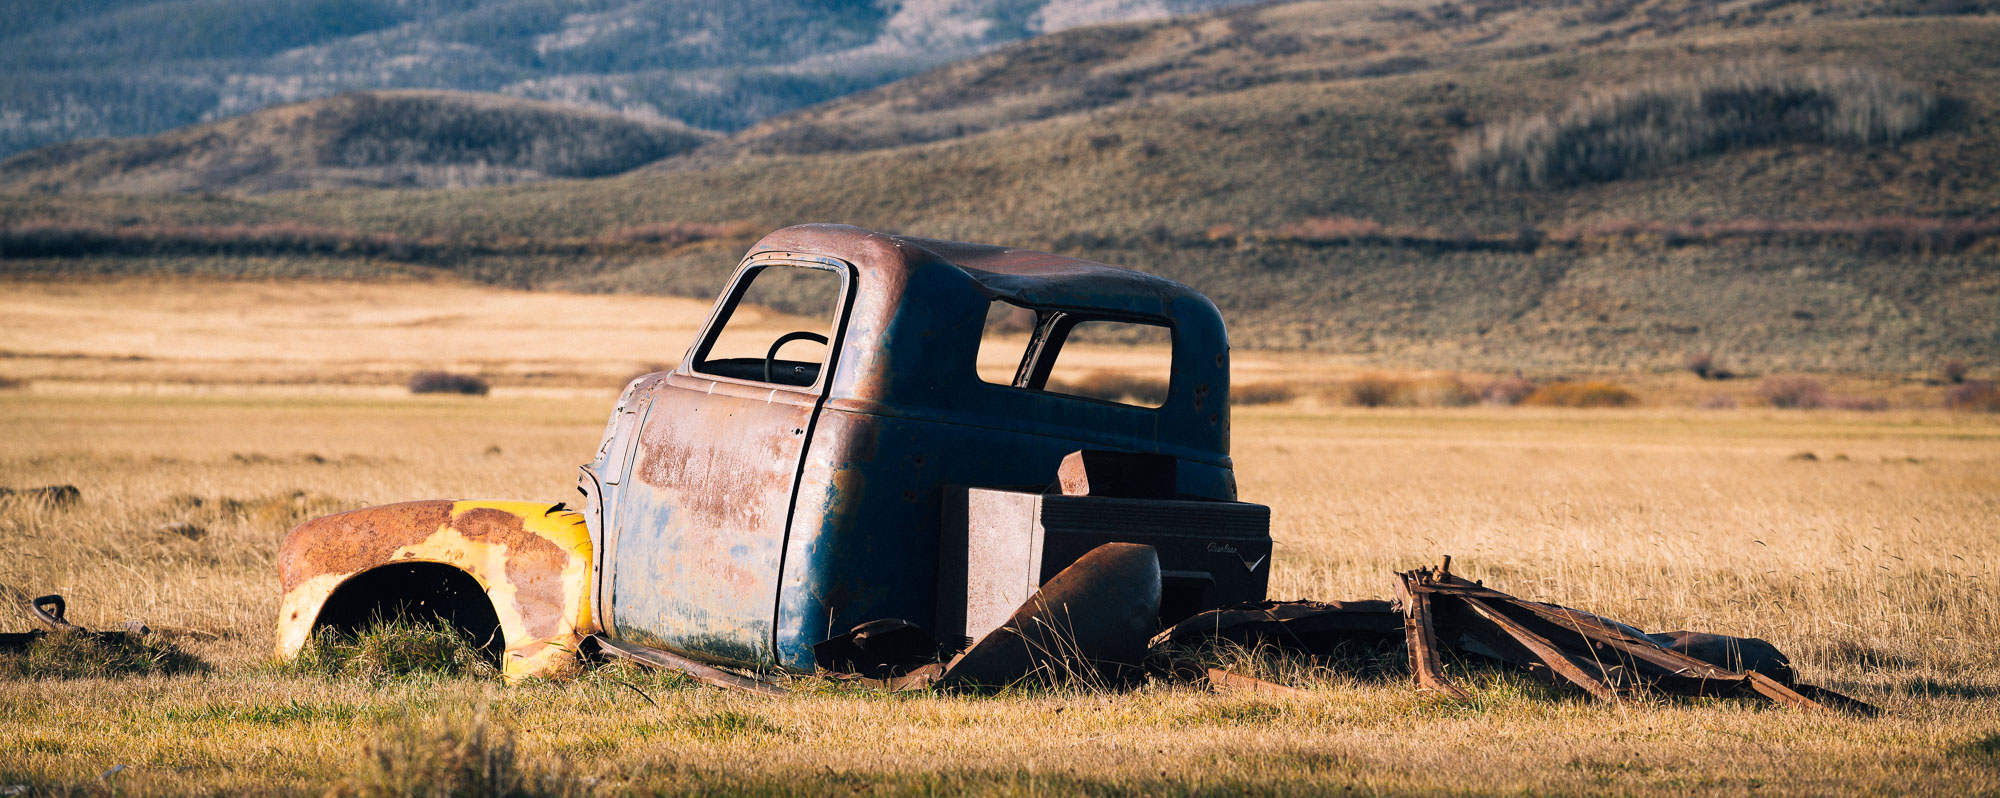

586,635,786,696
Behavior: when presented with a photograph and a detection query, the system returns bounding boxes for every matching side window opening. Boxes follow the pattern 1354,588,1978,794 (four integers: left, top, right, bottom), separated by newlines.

975,299,1174,409
974,300,1039,387
692,264,843,388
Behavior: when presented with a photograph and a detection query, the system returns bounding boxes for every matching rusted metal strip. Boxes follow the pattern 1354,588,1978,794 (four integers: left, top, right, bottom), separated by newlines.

1395,571,1469,699
1744,671,1826,711
1205,667,1307,697
589,635,786,697
1432,575,1740,681
1518,604,1745,681
28,595,78,632
1431,573,1849,712
1455,595,1621,702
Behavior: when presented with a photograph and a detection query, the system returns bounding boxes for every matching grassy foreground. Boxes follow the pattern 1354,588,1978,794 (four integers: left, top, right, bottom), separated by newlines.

1,391,1996,795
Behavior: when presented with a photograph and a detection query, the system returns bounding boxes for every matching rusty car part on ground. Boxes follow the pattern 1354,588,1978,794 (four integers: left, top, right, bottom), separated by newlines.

1382,557,1875,713
0,594,152,652
277,499,593,679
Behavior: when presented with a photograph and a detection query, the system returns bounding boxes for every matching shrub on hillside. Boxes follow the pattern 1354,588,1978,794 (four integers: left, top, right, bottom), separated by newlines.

1757,376,1891,410
1406,376,1480,407
1231,383,1295,406
409,371,490,396
1480,375,1537,406
1045,371,1169,406
1685,353,1735,380
1339,374,1406,408
1946,380,2000,412
0,376,26,390
1522,381,1638,408
1828,395,1891,411
1759,376,1829,409
1943,359,1970,384
1455,64,1941,188
1699,394,1739,410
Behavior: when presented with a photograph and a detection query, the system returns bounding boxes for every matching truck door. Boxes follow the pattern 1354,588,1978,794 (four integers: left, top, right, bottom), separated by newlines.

602,259,849,666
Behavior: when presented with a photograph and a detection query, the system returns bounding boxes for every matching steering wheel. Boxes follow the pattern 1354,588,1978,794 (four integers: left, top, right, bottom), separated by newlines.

764,331,829,384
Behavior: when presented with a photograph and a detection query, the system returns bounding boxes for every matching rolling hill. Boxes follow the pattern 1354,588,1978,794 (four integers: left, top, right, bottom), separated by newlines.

0,0,1262,159
0,90,716,193
2,0,1997,376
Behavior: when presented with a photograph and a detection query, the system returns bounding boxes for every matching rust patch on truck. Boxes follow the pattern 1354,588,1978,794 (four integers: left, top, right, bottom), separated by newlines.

279,500,453,594
275,499,593,680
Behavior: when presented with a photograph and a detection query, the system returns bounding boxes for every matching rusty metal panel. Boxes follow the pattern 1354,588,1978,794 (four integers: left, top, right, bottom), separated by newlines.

604,375,818,666
274,500,593,680
939,488,1046,648
936,487,1271,646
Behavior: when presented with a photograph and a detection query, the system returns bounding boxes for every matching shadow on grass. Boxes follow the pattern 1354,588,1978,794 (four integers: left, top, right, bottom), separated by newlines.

0,629,207,679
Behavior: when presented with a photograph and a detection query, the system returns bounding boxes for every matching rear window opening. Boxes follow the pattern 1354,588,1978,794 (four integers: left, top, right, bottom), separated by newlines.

975,300,1174,409
693,264,844,388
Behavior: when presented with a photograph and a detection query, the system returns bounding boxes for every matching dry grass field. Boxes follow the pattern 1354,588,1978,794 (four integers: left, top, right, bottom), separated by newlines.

1,278,1997,795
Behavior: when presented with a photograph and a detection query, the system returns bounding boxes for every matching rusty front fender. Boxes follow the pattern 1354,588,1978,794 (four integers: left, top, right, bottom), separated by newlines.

276,499,594,680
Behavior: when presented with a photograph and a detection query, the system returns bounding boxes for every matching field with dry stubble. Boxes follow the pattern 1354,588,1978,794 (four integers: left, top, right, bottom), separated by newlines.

2,394,1997,795
0,278,1997,796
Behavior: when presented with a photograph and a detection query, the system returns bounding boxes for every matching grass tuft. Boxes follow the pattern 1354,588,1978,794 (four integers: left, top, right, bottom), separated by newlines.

1946,380,2000,412
1457,63,1941,188
408,371,490,396
1521,381,1639,408
282,620,498,681
336,706,588,798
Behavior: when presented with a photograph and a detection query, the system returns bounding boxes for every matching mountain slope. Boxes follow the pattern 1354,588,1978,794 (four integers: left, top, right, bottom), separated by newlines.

2,4,1996,373
672,0,2000,163
0,91,717,193
0,0,1262,159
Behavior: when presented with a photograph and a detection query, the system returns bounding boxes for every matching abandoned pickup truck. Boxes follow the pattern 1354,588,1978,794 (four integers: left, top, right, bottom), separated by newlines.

277,223,1272,684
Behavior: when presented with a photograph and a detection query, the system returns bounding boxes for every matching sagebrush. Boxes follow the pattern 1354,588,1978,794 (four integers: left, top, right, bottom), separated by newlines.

1455,63,1941,188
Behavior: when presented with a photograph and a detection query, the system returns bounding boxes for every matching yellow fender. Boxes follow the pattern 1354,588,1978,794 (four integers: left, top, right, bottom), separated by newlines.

276,499,594,680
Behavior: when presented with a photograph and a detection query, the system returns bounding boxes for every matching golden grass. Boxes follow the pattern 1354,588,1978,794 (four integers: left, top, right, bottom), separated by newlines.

1,276,1996,794
2,391,1997,795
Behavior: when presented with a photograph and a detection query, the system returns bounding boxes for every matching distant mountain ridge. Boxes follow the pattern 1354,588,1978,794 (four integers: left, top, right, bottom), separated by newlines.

0,0,1260,159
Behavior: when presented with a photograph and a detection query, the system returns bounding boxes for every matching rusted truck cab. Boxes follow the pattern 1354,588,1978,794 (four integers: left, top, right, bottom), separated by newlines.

581,225,1237,673
278,224,1251,679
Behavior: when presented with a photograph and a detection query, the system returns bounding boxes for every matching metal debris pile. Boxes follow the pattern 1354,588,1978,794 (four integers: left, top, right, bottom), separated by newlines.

601,551,1872,714
1385,557,1871,712
0,595,151,651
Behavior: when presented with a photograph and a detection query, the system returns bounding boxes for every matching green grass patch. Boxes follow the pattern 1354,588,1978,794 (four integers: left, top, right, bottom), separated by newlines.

161,699,380,725
279,619,498,681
